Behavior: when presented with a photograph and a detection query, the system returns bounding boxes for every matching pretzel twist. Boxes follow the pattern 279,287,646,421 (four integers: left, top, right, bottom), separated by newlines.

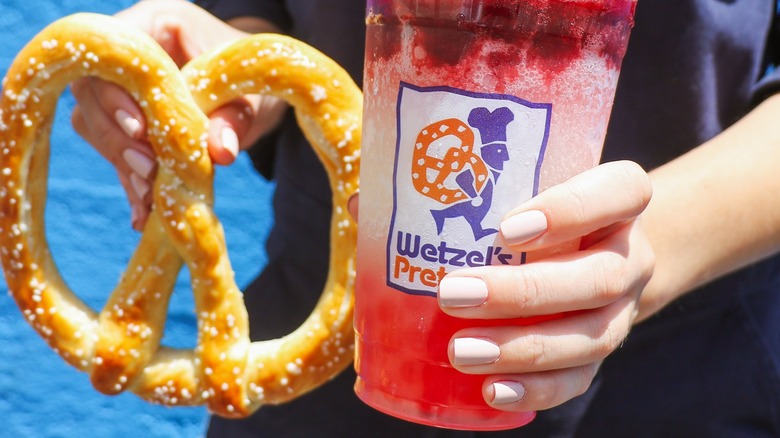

412,118,488,204
0,13,361,417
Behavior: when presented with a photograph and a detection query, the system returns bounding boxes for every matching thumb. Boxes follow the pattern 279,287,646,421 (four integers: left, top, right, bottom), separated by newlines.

348,193,359,222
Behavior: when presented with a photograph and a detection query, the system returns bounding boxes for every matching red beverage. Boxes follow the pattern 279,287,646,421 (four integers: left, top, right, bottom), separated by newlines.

355,0,636,430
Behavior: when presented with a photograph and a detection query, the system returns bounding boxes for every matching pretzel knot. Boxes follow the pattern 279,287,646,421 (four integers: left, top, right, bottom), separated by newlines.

0,13,361,418
412,118,489,204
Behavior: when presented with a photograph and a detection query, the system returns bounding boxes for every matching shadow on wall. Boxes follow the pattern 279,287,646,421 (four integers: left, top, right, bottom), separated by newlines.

0,1,274,437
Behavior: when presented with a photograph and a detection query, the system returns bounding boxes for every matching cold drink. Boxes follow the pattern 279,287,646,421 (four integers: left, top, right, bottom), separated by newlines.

355,0,637,430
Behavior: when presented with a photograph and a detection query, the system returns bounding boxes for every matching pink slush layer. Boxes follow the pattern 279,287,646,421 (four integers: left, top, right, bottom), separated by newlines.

355,261,544,430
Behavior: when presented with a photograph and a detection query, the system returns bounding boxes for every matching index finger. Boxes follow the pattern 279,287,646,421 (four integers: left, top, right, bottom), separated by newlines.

71,76,146,141
499,160,652,252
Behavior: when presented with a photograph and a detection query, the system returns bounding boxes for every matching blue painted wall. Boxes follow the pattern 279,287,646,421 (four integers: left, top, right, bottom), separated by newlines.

0,1,274,436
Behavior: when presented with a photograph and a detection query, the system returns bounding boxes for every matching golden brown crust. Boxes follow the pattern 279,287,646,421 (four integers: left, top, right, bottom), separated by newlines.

0,13,360,417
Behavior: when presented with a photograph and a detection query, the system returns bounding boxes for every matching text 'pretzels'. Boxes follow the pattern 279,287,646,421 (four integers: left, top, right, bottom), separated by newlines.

0,13,361,418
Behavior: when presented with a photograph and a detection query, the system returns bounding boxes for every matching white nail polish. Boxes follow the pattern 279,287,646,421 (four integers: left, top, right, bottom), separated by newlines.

491,381,525,404
500,210,548,246
123,148,154,179
453,338,500,366
115,109,142,138
129,173,151,200
130,204,141,230
439,277,488,308
131,204,139,222
220,126,239,157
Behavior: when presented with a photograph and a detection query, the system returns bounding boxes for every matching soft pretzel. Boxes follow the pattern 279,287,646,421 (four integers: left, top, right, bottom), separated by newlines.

0,13,361,418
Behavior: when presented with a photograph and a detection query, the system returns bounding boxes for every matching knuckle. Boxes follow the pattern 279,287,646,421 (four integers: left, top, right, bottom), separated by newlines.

520,332,548,368
616,161,653,213
594,251,630,303
593,312,628,358
530,364,600,409
71,107,87,137
636,231,657,284
562,183,589,226
69,78,89,98
574,363,600,397
604,321,626,354
511,268,545,314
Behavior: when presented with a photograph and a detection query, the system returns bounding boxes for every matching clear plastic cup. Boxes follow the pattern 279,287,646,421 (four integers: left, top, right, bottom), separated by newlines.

354,0,637,430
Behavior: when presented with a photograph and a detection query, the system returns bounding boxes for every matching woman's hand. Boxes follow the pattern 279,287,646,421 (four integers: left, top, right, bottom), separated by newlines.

437,161,655,411
70,0,287,230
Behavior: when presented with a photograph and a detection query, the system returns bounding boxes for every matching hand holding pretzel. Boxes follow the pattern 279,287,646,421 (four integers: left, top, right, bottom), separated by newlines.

0,12,361,418
69,0,289,231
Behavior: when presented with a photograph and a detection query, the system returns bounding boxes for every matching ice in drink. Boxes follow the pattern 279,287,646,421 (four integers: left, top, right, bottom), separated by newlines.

355,0,637,430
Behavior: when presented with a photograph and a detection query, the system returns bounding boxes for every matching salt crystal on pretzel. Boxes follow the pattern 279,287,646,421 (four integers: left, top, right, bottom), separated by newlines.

0,13,361,418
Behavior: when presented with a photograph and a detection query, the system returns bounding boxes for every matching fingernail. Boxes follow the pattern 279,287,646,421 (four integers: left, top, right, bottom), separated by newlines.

130,204,141,229
453,338,500,366
123,148,154,179
347,190,359,222
129,172,151,200
500,210,548,246
220,126,239,157
159,29,173,43
115,109,142,138
491,381,526,404
439,277,488,308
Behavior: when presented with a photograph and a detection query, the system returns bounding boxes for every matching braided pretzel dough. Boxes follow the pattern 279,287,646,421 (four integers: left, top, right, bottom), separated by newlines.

0,13,361,417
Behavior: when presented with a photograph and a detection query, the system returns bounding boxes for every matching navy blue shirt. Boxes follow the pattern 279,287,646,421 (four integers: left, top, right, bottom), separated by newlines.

196,1,780,436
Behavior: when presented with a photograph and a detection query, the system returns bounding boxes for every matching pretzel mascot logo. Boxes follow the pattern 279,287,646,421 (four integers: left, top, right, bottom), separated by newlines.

388,83,551,296
413,107,513,241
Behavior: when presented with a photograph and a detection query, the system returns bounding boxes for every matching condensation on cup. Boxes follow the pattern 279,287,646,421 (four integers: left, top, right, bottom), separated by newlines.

354,0,637,430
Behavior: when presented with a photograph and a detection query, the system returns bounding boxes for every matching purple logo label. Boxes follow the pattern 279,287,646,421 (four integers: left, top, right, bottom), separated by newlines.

387,83,551,297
